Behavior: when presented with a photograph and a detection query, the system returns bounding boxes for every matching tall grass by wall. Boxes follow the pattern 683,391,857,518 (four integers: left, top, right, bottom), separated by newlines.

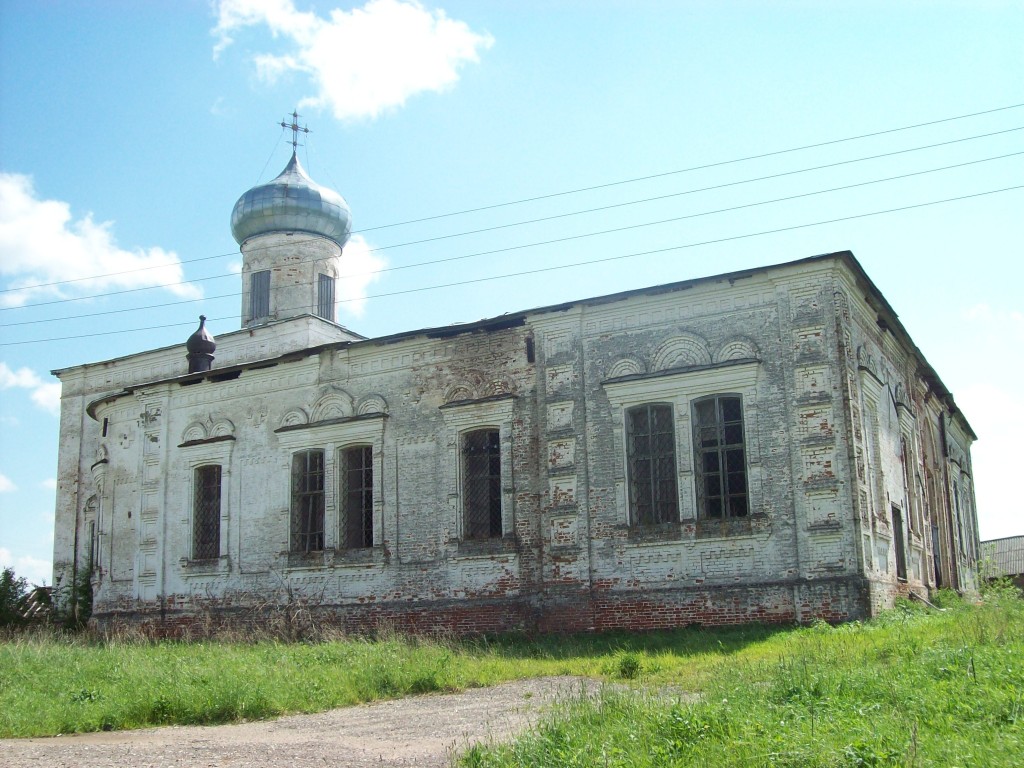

3,586,1021,766
0,620,780,739
2,634,470,737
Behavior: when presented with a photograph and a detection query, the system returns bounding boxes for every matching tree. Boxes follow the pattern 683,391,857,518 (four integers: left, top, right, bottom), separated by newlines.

0,567,30,628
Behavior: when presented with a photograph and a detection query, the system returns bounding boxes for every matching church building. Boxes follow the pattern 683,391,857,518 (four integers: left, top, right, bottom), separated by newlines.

51,146,981,634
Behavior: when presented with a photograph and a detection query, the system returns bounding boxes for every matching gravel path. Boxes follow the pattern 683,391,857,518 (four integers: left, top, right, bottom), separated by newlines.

1,676,600,768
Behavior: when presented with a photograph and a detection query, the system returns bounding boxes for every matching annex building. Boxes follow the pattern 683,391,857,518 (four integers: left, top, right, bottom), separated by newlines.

51,150,981,634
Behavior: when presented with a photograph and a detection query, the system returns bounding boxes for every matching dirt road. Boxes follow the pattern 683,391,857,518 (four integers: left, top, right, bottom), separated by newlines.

2,676,598,767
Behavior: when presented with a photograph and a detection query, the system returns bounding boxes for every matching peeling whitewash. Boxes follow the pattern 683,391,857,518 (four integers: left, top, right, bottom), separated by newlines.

51,251,980,634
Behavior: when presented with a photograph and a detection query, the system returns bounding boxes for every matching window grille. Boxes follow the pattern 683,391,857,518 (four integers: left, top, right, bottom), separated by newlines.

892,505,908,580
692,395,748,518
193,465,221,559
317,274,336,322
88,520,97,573
250,270,270,320
626,403,678,525
291,450,325,553
932,524,943,588
462,428,502,539
341,445,373,548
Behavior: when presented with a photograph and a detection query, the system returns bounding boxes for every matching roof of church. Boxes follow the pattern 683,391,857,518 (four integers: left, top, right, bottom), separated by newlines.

68,250,976,441
230,152,352,247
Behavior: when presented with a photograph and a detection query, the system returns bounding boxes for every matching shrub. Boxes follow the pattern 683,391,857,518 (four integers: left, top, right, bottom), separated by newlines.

0,567,30,628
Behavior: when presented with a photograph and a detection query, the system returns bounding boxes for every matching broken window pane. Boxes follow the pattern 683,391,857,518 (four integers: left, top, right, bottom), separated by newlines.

291,450,325,553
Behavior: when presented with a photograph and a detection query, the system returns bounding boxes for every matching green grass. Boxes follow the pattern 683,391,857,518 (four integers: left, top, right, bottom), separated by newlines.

2,587,1020,767
2,633,477,736
0,621,778,738
462,587,1024,767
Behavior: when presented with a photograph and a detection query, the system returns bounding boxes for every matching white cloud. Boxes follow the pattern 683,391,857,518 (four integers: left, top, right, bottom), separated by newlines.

963,303,1024,340
0,547,52,587
213,0,494,121
958,382,1023,540
952,301,1024,540
0,173,203,307
0,474,15,493
0,362,62,414
338,234,386,317
40,478,57,491
210,96,229,116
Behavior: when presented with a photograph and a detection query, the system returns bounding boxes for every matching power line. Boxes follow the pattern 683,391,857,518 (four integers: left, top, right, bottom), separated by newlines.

1,292,241,326
353,102,1024,231
3,123,1020,306
0,272,236,311
3,150,1019,328
350,127,1024,255
3,183,1020,347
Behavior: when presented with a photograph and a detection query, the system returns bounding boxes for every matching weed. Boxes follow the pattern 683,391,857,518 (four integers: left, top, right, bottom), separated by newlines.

612,651,642,680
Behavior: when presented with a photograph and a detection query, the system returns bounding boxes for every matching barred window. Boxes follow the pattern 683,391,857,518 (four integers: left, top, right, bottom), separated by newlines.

193,465,221,560
626,404,678,525
693,395,748,519
317,273,336,322
291,450,325,553
892,504,908,581
250,270,270,321
462,428,502,539
341,445,373,549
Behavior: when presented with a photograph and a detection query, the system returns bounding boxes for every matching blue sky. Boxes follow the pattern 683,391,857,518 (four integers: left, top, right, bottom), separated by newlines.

1,1,1021,585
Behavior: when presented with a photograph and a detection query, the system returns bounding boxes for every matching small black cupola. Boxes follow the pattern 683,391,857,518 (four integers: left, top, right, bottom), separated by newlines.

186,315,216,373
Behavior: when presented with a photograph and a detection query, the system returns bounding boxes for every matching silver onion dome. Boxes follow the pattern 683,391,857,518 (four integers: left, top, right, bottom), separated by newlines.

230,153,352,247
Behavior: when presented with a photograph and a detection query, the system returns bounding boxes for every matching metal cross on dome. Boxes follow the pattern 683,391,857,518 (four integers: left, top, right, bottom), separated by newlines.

280,110,310,151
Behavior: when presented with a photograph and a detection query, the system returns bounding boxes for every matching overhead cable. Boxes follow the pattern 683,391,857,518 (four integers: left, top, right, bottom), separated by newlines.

3,183,1020,347
3,150,1019,327
2,124,1020,306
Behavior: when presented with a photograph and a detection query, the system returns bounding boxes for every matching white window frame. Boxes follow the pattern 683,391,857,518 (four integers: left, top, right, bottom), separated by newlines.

192,464,223,560
277,416,386,553
339,443,375,549
603,361,759,526
440,396,516,541
180,438,234,566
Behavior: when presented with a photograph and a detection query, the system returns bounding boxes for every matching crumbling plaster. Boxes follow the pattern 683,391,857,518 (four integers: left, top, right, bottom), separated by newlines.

51,252,981,634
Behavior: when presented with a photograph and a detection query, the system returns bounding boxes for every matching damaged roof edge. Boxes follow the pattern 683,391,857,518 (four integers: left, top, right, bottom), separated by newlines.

51,314,366,378
363,250,852,347
83,344,337,420
76,253,845,417
73,250,975,440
